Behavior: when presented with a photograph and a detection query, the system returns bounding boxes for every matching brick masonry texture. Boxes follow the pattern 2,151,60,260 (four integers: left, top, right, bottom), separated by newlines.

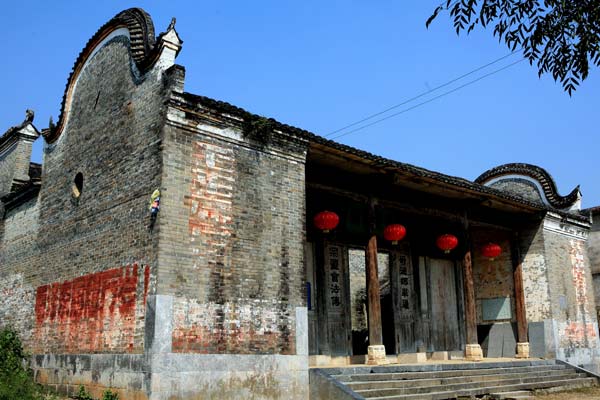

0,130,36,196
0,34,172,355
34,264,150,354
158,105,308,354
520,223,552,322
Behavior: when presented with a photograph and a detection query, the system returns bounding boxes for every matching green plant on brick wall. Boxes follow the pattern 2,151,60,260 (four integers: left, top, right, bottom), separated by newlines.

75,386,94,400
74,386,119,400
101,389,119,400
0,327,43,400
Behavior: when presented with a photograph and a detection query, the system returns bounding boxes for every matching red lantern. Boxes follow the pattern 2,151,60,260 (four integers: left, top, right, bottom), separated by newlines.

313,211,339,233
384,224,406,245
482,242,502,260
436,234,458,254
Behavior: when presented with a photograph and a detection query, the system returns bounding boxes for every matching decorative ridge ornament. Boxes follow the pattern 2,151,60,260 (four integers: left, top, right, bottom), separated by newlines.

475,163,580,211
314,211,339,233
436,234,458,254
384,224,406,245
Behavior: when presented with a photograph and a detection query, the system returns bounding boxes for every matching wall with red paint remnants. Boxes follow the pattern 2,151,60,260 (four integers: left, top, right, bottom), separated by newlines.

543,229,600,361
0,31,171,355
33,264,150,353
157,94,308,355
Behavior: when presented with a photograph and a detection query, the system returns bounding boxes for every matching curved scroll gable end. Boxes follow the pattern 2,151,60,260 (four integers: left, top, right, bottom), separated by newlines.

42,8,181,144
475,163,581,212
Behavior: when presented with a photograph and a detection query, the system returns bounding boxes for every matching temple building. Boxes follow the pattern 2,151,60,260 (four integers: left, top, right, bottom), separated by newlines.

1,8,599,400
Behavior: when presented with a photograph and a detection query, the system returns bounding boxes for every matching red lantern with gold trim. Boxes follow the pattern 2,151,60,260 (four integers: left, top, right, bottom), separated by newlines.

481,242,502,261
436,234,458,254
384,224,406,245
313,211,339,233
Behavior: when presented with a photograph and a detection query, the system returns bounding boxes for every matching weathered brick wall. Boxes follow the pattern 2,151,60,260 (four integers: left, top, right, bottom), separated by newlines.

0,133,35,196
543,230,599,354
0,35,172,355
157,105,308,355
586,211,600,275
519,222,552,322
0,197,40,344
471,229,515,324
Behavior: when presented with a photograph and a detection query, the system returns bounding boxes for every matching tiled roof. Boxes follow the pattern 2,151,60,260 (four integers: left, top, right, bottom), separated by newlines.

179,92,590,223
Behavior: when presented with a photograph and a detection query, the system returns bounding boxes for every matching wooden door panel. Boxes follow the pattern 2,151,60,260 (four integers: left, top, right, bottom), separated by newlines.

429,258,461,351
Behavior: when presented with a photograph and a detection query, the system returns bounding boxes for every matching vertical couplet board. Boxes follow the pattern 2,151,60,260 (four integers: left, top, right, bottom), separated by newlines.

325,243,351,356
429,258,461,351
391,248,416,353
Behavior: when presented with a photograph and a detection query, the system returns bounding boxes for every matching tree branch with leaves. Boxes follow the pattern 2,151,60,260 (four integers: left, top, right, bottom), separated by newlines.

427,0,600,95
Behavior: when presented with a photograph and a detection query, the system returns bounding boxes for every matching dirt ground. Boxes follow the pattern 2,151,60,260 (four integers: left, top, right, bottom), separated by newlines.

533,386,600,399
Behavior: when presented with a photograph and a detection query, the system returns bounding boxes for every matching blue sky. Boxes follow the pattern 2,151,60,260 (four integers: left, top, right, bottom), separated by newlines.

2,1,598,207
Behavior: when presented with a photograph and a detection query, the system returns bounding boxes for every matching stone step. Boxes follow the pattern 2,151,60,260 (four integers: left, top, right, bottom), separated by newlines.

334,364,566,382
346,369,578,391
356,373,588,397
489,390,535,399
329,359,556,377
365,377,597,399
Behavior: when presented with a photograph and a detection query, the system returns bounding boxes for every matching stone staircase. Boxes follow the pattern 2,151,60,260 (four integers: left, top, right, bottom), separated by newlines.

310,360,598,400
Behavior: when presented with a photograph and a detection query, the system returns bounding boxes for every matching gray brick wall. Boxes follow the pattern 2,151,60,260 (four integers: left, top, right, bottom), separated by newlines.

0,36,172,355
157,100,308,354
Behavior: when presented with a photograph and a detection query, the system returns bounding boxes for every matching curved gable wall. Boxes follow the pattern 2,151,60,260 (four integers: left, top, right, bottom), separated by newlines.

1,10,179,355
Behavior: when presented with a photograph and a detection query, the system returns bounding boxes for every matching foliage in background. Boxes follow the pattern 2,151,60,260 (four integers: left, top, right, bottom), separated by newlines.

74,386,94,400
427,0,600,95
101,390,119,400
0,327,54,400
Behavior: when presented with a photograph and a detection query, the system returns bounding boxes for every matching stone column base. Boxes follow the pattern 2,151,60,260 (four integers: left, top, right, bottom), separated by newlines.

465,344,483,361
515,342,530,358
367,345,388,365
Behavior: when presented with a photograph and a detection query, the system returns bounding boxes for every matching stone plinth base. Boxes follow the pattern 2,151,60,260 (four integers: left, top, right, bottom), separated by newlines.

465,344,483,361
367,345,388,365
515,342,530,358
431,351,449,361
397,352,427,363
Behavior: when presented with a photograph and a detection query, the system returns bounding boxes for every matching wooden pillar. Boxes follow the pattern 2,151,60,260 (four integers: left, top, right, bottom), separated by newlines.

462,217,483,361
511,234,530,358
365,199,386,365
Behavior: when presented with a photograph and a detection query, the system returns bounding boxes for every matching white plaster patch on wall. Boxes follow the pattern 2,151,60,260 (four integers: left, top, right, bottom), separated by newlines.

521,253,551,321
543,213,589,240
0,273,35,344
173,299,284,336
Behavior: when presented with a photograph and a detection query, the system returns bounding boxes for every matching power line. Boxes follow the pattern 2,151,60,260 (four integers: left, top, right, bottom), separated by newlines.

325,48,522,138
329,57,526,141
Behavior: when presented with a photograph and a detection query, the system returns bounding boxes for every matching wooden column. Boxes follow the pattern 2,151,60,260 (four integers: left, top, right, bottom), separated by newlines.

462,217,482,361
463,250,478,345
366,199,386,364
511,234,530,358
366,234,383,346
